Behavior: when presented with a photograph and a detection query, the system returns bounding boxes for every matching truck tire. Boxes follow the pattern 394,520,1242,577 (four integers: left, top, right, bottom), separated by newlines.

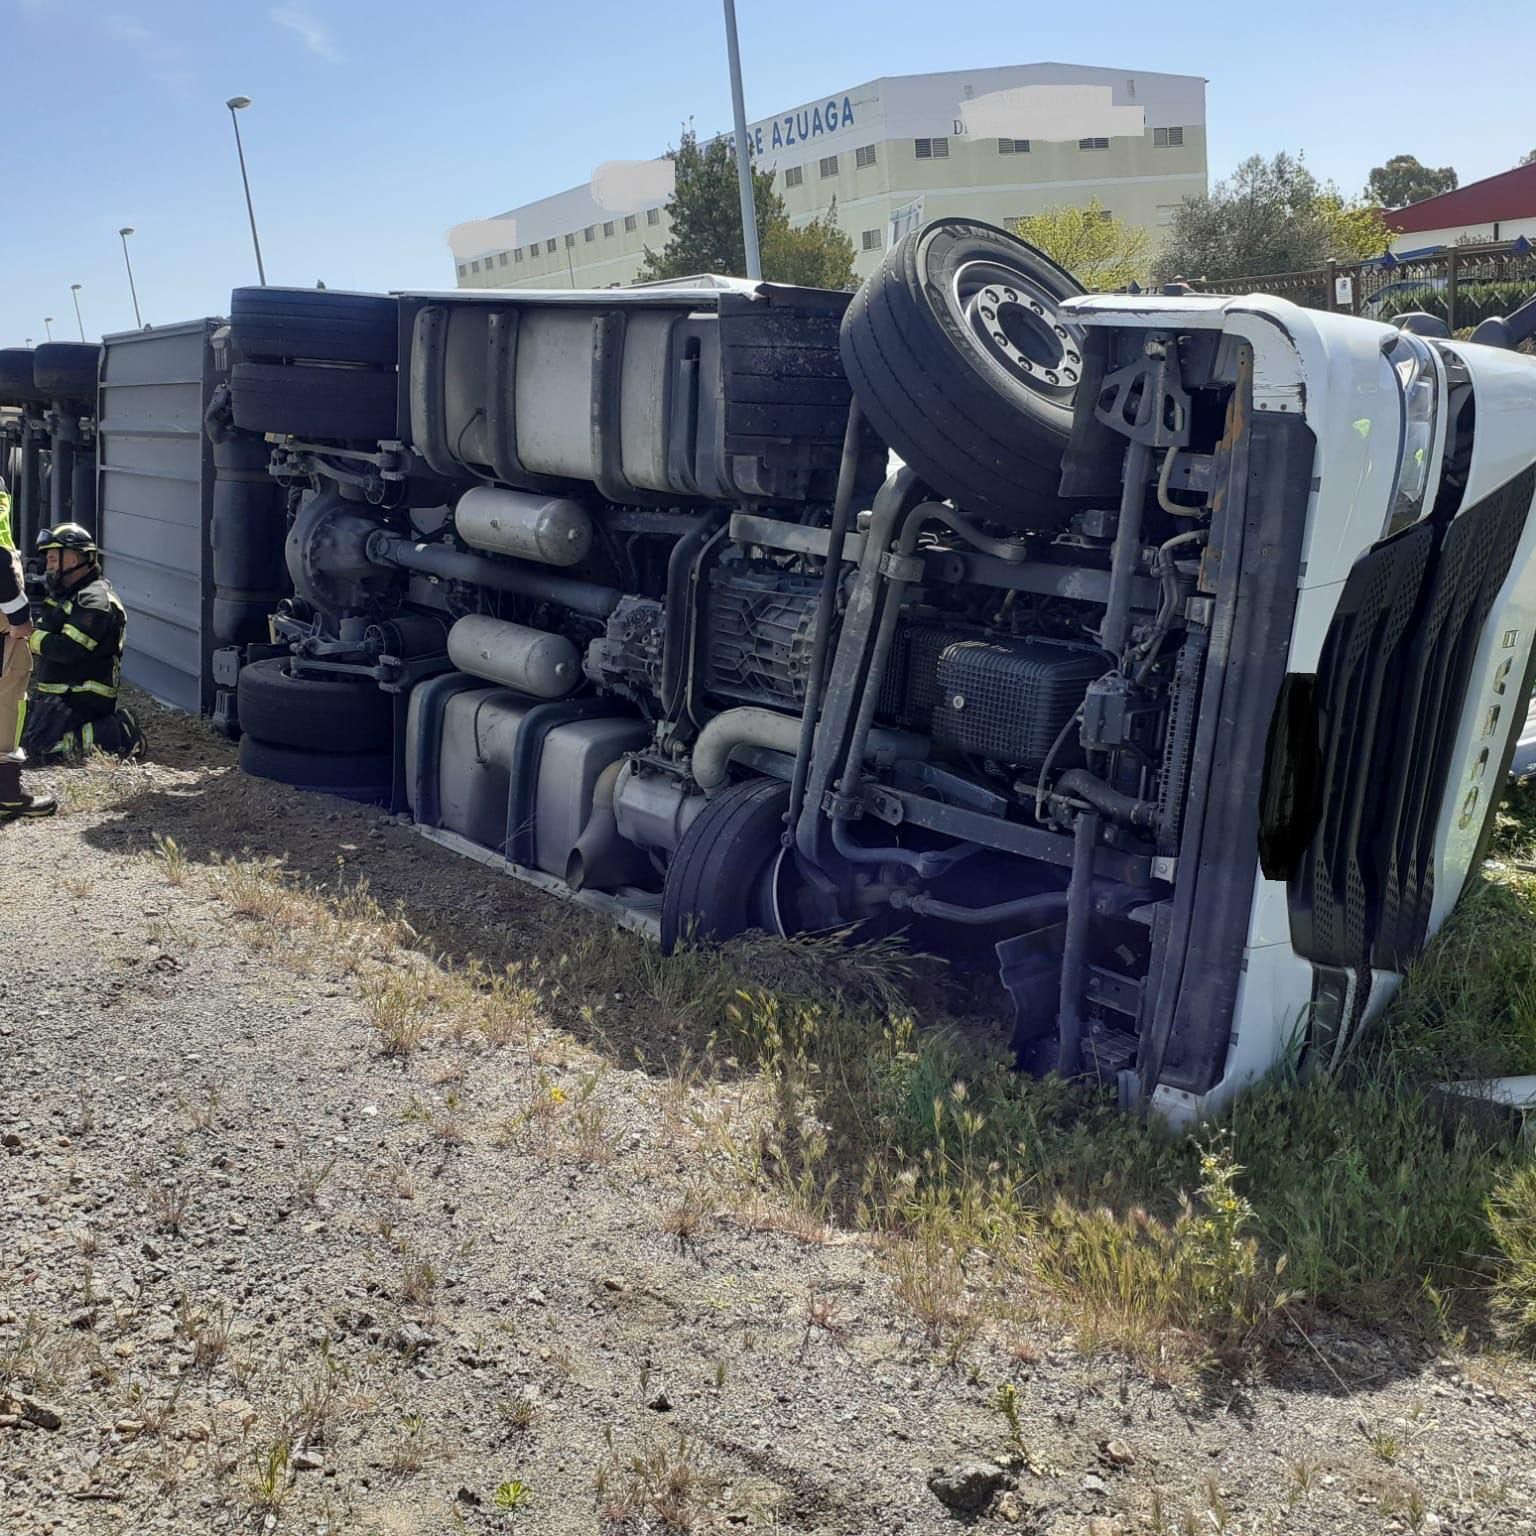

230,360,397,441
0,348,42,406
840,218,1086,532
32,342,100,402
660,777,790,952
236,658,394,751
231,287,399,367
238,734,393,802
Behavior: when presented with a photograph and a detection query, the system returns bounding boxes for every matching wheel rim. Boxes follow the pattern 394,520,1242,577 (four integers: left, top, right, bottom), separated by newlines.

952,259,1083,399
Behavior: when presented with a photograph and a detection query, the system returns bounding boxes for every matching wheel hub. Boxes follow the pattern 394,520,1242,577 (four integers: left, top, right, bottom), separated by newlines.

955,260,1082,398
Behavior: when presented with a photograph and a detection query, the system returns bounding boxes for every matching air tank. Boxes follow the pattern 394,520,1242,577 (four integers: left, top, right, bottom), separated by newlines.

447,614,580,698
454,486,593,568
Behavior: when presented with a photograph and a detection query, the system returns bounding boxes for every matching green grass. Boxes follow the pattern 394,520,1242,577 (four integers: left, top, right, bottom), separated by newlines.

675,785,1536,1366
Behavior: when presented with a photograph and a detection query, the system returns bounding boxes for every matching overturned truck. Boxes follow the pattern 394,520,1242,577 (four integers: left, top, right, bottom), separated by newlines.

206,220,1536,1121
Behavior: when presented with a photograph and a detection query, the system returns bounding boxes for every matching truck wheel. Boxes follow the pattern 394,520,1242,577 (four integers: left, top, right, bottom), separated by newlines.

238,734,393,803
840,218,1086,531
231,287,399,367
661,778,791,953
230,361,397,441
0,348,43,406
236,658,394,751
32,342,100,402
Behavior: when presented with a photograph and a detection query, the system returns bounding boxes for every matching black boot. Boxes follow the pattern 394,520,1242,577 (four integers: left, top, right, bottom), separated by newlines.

0,758,57,823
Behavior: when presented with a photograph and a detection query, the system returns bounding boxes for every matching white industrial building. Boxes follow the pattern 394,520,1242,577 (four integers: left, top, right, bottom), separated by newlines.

451,62,1208,290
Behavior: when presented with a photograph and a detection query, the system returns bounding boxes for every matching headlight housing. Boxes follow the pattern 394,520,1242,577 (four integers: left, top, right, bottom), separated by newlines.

1382,329,1441,536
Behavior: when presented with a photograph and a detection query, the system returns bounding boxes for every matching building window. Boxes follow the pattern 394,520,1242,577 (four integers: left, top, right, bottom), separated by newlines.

470,259,480,273
646,208,660,226
1157,205,1178,227
1153,126,1185,148
565,233,576,248
529,244,539,259
861,229,881,251
583,225,595,243
457,263,467,278
855,144,877,169
497,252,508,267
514,248,524,263
997,138,1031,155
914,136,949,160
819,154,838,178
784,164,804,188
624,214,637,232
1096,208,1113,221
1079,137,1109,151
545,238,557,254
603,220,614,237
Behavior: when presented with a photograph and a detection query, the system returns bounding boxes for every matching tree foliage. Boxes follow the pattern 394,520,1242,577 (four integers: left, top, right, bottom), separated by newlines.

1012,199,1148,291
637,127,855,289
761,200,857,289
1152,153,1389,284
1365,154,1458,209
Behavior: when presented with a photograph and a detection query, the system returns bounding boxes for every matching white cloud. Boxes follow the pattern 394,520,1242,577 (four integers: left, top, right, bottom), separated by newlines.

269,5,337,58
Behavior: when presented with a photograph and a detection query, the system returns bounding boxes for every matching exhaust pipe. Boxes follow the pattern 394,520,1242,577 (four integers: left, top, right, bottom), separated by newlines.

566,759,653,891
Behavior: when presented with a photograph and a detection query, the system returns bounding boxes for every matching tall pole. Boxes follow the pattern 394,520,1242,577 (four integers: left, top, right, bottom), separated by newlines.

721,0,762,280
70,284,85,341
119,227,143,328
226,96,267,286
43,317,54,341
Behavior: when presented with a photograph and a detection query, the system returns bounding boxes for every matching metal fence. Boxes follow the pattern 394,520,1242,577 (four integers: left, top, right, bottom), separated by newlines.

1184,239,1536,334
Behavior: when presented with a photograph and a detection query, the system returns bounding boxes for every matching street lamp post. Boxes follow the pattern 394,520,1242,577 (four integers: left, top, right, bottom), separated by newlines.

721,0,762,280
225,95,267,286
43,317,54,341
119,227,143,328
70,284,85,342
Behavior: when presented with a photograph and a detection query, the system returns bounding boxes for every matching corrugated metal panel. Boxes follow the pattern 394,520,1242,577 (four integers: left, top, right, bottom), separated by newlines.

97,320,218,713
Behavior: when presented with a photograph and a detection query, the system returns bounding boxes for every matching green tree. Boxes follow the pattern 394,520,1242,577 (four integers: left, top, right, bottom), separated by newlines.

637,127,854,289
1153,153,1387,284
1316,194,1392,261
1365,154,1458,209
760,200,856,289
1012,199,1149,290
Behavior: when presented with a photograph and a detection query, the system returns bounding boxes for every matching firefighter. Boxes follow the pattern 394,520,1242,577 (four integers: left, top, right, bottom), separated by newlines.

22,524,144,764
1,477,56,822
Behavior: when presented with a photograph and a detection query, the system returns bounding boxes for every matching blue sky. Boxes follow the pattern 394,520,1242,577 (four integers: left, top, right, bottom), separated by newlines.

2,0,1532,344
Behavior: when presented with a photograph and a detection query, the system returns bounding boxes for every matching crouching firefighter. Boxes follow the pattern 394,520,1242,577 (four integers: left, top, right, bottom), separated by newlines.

21,524,145,764
1,477,57,822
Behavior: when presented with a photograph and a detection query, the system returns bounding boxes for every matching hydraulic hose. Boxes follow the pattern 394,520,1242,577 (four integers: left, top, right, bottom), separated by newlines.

887,887,1068,927
1054,768,1159,832
830,816,976,880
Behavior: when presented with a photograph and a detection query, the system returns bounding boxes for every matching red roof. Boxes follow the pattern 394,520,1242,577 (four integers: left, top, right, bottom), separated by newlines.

1386,162,1536,234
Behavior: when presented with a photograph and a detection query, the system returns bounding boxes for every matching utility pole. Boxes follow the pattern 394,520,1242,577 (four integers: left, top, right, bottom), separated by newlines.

721,0,762,279
226,96,267,285
119,227,143,328
70,285,85,341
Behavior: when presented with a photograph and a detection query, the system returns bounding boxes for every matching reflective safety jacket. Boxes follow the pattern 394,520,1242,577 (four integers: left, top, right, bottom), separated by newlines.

0,486,26,628
28,569,127,707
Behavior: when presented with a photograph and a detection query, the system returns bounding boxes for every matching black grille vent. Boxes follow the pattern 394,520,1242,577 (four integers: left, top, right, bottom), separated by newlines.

1290,465,1536,970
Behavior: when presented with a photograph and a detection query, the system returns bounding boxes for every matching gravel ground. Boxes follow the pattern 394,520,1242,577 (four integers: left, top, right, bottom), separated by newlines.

1,695,1534,1536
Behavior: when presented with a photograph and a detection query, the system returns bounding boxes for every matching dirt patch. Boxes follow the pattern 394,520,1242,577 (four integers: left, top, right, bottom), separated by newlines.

0,693,1533,1534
